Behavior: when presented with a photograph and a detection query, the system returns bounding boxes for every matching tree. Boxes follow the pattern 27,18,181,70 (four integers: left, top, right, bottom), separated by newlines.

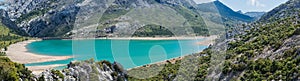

4,47,7,51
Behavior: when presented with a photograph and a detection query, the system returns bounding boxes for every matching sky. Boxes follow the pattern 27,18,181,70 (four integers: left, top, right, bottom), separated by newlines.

194,0,289,12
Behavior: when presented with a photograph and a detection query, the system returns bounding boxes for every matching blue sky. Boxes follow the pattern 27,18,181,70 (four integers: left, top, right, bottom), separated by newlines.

194,0,289,12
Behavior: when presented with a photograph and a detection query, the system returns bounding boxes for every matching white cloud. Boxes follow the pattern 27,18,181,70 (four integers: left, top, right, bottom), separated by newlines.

248,0,265,7
193,0,215,4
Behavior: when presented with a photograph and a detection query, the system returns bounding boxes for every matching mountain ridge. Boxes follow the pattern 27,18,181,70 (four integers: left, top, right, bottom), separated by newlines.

259,0,300,22
244,12,265,19
196,1,254,22
3,0,256,37
128,0,300,80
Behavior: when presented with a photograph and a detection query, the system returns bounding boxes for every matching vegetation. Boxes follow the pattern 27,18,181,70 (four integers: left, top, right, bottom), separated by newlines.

0,57,33,81
99,5,131,23
0,23,28,52
1,0,299,80
221,15,300,80
0,22,33,80
128,48,212,81
97,0,210,37
16,8,50,24
51,69,64,80
169,5,209,36
127,10,300,81
132,24,174,37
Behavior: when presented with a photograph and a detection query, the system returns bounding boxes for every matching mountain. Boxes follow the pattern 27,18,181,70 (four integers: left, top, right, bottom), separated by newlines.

259,0,300,22
244,12,265,19
0,11,32,80
39,59,128,81
3,0,258,38
236,10,243,14
127,0,300,80
196,1,254,22
0,10,28,36
3,0,300,80
4,0,211,37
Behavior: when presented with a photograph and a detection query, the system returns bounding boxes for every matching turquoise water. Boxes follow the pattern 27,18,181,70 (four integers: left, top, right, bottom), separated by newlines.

25,39,208,69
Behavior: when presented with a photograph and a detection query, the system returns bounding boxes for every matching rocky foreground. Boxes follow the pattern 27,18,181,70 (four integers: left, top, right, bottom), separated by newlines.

37,59,128,81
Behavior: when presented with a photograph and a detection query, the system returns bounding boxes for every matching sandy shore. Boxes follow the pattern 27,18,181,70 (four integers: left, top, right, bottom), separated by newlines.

27,64,66,75
6,40,73,64
70,36,216,40
6,40,73,74
196,35,218,46
6,36,217,74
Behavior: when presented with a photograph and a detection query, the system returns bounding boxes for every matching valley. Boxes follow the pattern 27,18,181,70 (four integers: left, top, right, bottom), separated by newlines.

0,0,299,81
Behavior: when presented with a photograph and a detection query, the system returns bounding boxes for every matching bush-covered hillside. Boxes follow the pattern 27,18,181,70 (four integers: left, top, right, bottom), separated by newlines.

127,0,300,80
0,22,33,80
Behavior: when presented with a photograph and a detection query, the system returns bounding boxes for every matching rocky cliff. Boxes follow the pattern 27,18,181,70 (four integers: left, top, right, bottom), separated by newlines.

38,59,128,81
5,0,80,37
3,0,211,37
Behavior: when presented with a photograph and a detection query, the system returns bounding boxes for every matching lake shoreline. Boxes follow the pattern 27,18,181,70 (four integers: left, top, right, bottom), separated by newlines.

42,36,217,41
6,40,73,74
6,36,217,75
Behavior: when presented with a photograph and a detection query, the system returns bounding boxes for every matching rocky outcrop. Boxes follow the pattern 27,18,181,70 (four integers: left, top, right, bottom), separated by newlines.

0,9,28,36
260,0,300,22
5,0,80,37
38,60,128,81
4,0,208,37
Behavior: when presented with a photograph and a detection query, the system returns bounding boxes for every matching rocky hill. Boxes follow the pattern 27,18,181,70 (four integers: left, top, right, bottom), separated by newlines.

244,12,265,19
0,12,32,81
5,0,81,37
38,59,128,81
127,0,300,80
2,0,257,38
196,1,254,22
3,0,211,37
259,0,300,22
3,0,300,81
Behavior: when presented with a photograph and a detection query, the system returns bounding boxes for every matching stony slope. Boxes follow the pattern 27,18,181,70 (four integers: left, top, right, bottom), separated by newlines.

39,59,128,81
3,0,256,38
4,0,211,37
196,1,254,22
127,0,300,80
259,0,300,22
244,12,265,19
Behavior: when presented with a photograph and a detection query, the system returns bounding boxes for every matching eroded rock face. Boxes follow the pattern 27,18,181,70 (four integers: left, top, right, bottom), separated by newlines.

5,0,80,37
3,0,202,37
39,60,128,81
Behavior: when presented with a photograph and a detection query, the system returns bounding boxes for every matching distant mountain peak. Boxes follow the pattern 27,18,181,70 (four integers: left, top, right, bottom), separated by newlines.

197,0,254,22
259,0,300,22
236,10,243,14
244,12,265,19
213,0,222,4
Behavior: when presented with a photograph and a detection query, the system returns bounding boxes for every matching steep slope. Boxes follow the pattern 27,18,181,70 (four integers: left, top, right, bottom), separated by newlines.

0,11,33,81
206,0,300,80
38,59,128,81
259,0,300,22
196,1,254,22
244,12,265,19
0,9,28,36
5,0,81,37
4,0,210,37
127,0,300,80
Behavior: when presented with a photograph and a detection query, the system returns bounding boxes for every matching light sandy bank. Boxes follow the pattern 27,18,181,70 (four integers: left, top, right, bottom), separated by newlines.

196,35,218,46
7,36,217,74
70,36,217,40
6,40,73,64
27,64,66,75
